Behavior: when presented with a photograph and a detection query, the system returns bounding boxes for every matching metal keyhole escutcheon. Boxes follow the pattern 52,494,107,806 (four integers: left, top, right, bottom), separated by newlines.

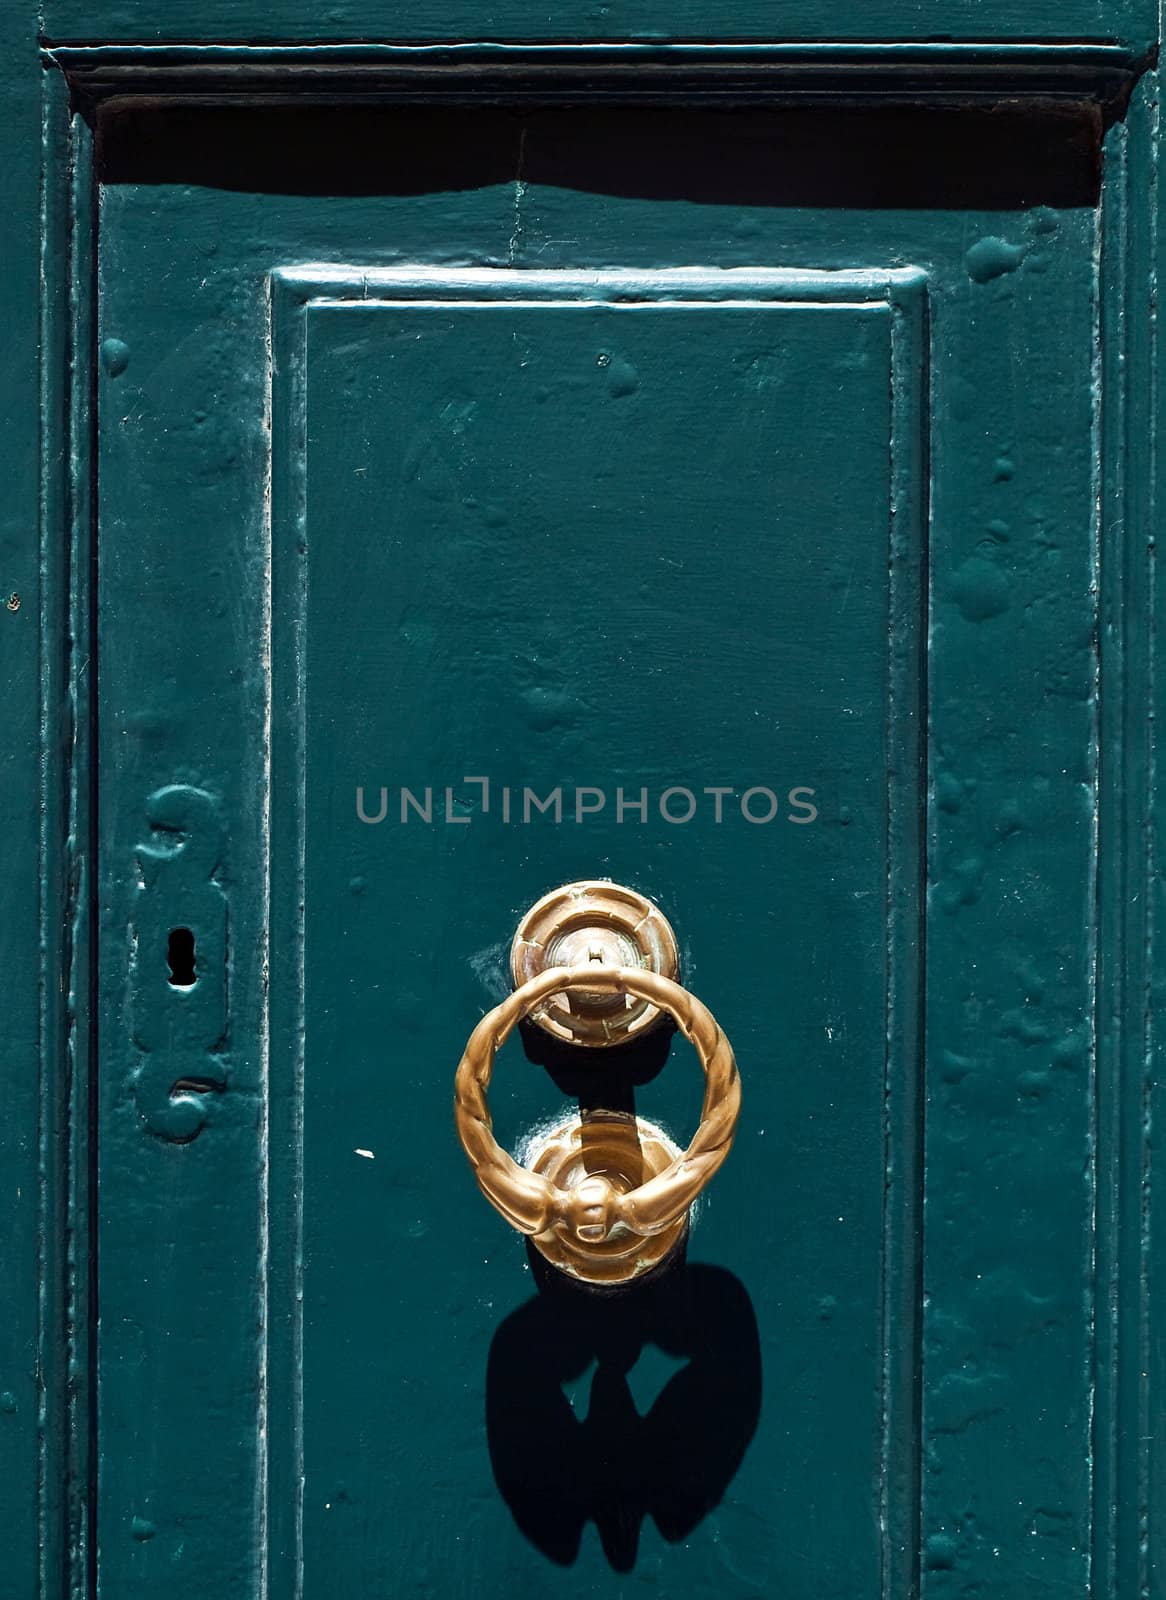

453,881,742,1286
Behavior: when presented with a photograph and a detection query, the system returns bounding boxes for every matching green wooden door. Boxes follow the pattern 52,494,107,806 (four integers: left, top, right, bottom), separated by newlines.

4,6,1164,1598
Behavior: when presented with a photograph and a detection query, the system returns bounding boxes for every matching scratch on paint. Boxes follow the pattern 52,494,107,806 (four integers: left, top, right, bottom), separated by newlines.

508,126,527,266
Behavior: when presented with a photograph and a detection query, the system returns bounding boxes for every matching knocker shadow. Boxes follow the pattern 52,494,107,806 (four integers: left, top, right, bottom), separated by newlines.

517,1015,675,1107
486,1250,762,1571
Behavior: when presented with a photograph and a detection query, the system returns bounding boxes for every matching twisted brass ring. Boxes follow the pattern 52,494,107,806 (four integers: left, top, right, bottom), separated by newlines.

454,966,741,1276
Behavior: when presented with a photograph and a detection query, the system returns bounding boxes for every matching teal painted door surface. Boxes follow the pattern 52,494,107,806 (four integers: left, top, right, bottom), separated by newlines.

90,99,1099,1598
4,13,1164,1600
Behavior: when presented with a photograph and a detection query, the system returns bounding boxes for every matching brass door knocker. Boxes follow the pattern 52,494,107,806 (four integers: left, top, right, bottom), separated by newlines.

454,882,741,1286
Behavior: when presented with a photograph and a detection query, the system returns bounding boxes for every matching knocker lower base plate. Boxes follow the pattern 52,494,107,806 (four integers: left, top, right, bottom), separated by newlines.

525,1111,687,1285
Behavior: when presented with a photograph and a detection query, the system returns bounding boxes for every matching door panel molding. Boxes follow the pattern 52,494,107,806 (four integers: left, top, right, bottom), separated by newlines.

267,262,928,1598
48,41,1152,112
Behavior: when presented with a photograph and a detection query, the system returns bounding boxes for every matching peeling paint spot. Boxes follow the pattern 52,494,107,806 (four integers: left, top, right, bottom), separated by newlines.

936,772,964,814
966,236,1025,283
101,337,131,377
947,375,979,423
522,686,577,733
951,556,1010,622
1018,1068,1052,1098
925,1533,957,1570
606,357,639,399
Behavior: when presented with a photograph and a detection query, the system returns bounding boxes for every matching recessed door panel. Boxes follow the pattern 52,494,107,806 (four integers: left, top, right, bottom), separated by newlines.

263,269,924,1595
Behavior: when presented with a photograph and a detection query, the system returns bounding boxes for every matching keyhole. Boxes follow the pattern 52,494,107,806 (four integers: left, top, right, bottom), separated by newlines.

167,927,197,988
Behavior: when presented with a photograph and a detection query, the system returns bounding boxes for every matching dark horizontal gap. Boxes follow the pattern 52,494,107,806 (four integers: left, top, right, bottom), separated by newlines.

96,101,1101,208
